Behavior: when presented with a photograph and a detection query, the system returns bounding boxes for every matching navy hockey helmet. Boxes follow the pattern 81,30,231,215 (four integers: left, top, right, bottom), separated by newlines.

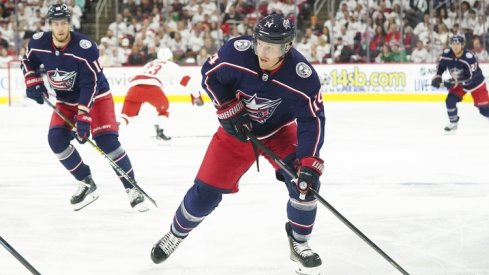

253,13,296,57
450,35,465,45
47,4,71,23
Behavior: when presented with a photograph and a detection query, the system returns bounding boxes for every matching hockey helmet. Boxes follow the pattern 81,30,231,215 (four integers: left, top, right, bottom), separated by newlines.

157,48,173,61
253,13,296,57
47,4,71,23
450,35,465,45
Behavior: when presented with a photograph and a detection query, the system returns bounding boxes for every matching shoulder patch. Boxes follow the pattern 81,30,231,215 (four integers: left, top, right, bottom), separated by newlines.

79,39,92,49
296,62,312,78
233,40,251,51
466,52,473,59
443,49,450,54
32,32,44,40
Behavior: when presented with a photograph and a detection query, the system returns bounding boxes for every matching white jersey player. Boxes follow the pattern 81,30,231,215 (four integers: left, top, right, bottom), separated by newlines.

119,48,204,140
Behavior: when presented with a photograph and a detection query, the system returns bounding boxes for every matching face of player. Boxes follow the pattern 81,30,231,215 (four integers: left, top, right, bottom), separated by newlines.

51,19,71,46
255,40,286,71
451,42,463,57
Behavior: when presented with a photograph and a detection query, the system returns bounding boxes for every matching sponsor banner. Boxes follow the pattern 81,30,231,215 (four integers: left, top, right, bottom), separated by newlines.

2,63,487,104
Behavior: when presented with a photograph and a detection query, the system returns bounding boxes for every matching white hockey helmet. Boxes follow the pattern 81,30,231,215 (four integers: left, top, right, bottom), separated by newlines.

157,48,173,61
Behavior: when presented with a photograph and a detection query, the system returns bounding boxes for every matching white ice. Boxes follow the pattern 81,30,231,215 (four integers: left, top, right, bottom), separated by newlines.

1,100,489,275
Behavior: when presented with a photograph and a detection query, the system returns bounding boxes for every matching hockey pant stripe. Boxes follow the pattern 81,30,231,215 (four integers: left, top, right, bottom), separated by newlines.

287,199,317,242
49,128,91,181
171,183,222,237
95,135,135,189
179,202,205,223
56,144,75,160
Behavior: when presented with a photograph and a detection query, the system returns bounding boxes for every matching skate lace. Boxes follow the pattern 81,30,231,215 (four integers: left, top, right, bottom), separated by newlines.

74,182,90,197
292,241,315,258
158,232,183,255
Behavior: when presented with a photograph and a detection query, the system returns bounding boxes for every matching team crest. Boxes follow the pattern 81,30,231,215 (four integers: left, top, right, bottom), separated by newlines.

239,92,282,124
47,69,77,90
32,32,44,40
448,67,463,81
234,40,251,51
466,52,473,59
296,62,312,78
79,39,92,49
283,19,291,30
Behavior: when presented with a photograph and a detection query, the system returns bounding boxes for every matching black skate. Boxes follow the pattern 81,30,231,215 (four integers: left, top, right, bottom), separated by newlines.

71,175,99,211
155,125,171,140
151,231,184,264
126,188,149,212
286,222,322,275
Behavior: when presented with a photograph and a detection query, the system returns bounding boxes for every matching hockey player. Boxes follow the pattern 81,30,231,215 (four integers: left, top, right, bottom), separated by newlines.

118,47,204,140
20,4,148,212
151,14,325,275
431,35,489,132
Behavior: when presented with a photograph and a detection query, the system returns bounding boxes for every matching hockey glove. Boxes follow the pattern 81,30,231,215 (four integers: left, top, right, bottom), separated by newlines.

216,98,252,142
431,76,442,88
296,157,324,200
25,76,48,104
75,110,92,144
191,93,204,106
443,80,455,89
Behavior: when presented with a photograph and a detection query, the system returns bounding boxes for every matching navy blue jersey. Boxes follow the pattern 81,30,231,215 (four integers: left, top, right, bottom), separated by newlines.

201,36,325,159
21,31,110,109
436,48,486,92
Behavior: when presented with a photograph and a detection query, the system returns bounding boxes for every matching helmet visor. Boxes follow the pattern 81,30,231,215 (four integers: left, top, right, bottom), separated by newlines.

255,39,288,59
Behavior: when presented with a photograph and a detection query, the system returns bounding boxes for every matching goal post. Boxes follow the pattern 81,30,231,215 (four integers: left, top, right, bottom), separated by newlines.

4,59,26,107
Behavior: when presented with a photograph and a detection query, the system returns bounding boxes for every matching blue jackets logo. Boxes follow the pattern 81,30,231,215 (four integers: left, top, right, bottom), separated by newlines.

47,69,77,90
240,93,282,124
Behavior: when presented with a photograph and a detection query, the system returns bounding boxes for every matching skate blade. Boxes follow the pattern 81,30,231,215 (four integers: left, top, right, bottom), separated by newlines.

73,192,99,211
133,202,149,212
444,130,457,135
295,265,322,275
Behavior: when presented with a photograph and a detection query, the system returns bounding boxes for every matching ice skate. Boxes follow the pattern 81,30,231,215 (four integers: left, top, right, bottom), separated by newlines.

71,175,99,211
444,117,459,133
151,231,184,264
286,222,322,275
126,188,149,212
155,125,172,140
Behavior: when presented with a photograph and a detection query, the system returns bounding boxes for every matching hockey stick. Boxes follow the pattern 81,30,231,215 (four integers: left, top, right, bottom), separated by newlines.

245,132,410,275
0,236,42,275
42,96,158,207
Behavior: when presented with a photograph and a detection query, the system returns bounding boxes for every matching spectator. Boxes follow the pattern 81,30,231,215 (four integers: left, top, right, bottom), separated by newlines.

376,44,393,63
370,25,386,55
126,44,146,65
196,48,209,65
410,40,430,63
67,0,82,31
109,14,127,39
100,29,118,49
385,23,401,46
472,37,489,62
390,43,408,62
0,46,12,67
403,26,416,54
168,31,187,62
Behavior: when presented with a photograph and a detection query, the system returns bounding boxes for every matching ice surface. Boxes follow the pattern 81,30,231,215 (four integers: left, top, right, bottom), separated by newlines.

1,101,489,275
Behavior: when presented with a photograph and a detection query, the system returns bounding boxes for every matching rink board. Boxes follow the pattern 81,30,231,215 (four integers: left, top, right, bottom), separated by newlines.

2,63,485,104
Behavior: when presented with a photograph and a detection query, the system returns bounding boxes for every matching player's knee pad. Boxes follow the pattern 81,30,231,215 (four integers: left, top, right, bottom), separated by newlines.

478,105,489,117
445,93,461,109
47,127,72,153
94,133,121,153
287,180,321,201
184,183,223,217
